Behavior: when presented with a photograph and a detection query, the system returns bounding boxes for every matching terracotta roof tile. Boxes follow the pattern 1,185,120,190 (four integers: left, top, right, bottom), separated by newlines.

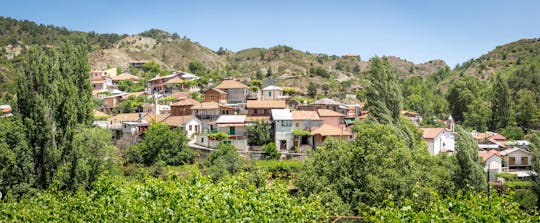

191,101,219,110
171,98,201,107
215,80,249,89
311,124,352,136
162,115,194,127
111,73,141,81
317,109,346,117
108,113,150,122
421,128,445,139
165,77,184,84
247,100,286,108
292,110,320,120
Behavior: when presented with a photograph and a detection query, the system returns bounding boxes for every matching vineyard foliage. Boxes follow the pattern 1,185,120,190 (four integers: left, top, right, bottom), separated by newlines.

0,168,328,222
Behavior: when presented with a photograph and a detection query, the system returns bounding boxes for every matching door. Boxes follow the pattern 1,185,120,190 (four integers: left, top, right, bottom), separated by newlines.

280,140,287,150
229,126,236,135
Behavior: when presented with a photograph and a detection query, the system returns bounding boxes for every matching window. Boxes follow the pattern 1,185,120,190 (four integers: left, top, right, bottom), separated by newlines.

210,96,215,101
269,91,272,96
281,120,292,127
509,157,516,166
521,157,529,166
295,122,299,127
189,125,192,131
201,137,204,143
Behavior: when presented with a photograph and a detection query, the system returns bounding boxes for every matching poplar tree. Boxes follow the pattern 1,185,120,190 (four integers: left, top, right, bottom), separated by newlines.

490,73,511,130
16,46,93,189
453,126,487,192
365,57,402,125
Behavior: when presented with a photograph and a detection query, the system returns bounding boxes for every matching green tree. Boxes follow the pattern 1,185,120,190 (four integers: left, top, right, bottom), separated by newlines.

307,82,318,99
113,96,145,113
529,132,540,209
246,120,272,146
53,126,117,190
135,123,194,166
266,66,272,77
453,126,487,192
499,126,525,140
16,46,92,189
490,74,511,130
514,89,538,130
0,117,34,198
202,142,245,181
463,98,491,132
365,57,402,125
188,61,205,75
141,61,160,78
296,123,439,214
446,76,483,122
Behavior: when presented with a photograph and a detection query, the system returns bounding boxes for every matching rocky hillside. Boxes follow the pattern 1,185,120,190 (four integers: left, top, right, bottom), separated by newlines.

456,38,540,79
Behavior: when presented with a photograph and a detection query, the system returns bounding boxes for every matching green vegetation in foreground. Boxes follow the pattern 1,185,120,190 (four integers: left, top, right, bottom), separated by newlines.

1,163,538,222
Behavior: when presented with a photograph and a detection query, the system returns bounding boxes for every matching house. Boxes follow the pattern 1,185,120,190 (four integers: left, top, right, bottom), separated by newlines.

292,110,322,149
107,113,152,140
401,110,422,126
170,98,200,116
261,86,284,100
472,131,508,150
161,115,201,138
199,115,248,151
146,73,180,94
111,73,141,85
102,93,128,113
214,79,250,104
90,68,117,80
205,88,228,104
0,104,13,117
271,109,294,152
478,150,503,182
311,124,352,146
317,109,345,127
506,140,531,150
190,101,226,129
500,147,533,170
122,122,150,139
247,100,286,116
91,79,106,90
421,128,455,155
299,98,344,113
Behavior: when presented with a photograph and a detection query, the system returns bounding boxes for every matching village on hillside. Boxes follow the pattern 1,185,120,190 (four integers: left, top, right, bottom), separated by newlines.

0,60,520,184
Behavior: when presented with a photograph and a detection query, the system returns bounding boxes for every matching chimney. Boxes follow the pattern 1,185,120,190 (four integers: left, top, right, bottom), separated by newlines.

448,115,454,132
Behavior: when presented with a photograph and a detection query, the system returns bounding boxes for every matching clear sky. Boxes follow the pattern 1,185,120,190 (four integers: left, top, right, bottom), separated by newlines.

1,0,539,66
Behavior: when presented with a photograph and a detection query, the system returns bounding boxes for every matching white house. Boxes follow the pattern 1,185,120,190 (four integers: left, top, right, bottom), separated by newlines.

500,147,533,169
161,115,201,138
271,109,294,152
478,150,503,182
261,86,284,101
421,127,455,155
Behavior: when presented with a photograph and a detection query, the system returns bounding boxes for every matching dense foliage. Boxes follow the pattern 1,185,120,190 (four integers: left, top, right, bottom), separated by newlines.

131,123,194,166
0,172,329,222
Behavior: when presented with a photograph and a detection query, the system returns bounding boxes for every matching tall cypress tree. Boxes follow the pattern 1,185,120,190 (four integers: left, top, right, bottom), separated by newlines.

16,46,92,189
365,57,403,125
490,73,511,130
453,126,487,192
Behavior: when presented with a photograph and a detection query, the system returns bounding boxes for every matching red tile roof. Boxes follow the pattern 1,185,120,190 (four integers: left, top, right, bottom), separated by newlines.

421,128,445,139
291,111,320,120
311,124,352,136
317,109,346,117
215,80,249,89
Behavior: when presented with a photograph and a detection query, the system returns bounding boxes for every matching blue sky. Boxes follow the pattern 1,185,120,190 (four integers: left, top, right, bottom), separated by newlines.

1,0,539,66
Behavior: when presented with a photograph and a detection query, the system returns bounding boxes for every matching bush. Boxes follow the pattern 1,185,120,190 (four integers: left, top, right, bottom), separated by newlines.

202,143,245,181
134,123,194,166
209,132,229,140
262,143,280,160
